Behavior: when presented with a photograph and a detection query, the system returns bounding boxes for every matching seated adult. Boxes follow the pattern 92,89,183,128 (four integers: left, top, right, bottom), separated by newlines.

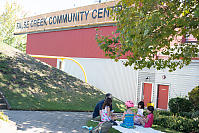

92,93,112,121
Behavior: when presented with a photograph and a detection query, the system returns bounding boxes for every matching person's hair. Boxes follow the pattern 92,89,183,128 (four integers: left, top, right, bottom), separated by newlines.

147,106,154,113
126,106,131,109
138,101,144,109
105,93,112,99
102,98,112,109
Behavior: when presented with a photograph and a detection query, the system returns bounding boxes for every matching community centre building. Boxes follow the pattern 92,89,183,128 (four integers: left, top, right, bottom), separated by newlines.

15,1,199,110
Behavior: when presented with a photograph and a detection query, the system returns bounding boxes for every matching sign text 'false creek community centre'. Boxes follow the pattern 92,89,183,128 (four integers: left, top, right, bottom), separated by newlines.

15,1,121,34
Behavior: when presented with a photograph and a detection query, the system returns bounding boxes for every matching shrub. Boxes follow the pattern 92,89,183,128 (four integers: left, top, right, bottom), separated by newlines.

188,86,199,111
177,111,193,119
177,111,199,119
192,111,199,118
168,97,192,113
155,110,173,116
155,110,199,119
153,115,199,133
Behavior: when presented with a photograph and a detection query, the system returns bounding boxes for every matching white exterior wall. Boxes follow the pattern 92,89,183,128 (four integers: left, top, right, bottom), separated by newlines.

155,61,199,98
138,61,199,109
57,58,138,103
57,57,199,109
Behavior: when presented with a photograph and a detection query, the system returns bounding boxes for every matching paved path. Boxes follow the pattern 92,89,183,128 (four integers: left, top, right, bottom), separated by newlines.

4,110,92,133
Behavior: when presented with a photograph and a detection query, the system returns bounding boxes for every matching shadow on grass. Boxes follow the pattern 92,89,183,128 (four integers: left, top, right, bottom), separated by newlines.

0,53,124,112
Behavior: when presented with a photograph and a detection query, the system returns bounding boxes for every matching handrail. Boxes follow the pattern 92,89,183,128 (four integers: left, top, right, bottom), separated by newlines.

0,91,11,110
29,54,87,83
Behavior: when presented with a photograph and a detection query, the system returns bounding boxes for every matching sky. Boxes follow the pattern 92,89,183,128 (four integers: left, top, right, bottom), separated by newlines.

0,0,112,17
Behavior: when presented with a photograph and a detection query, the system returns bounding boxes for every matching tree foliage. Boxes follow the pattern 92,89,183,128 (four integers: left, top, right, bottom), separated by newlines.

0,2,26,52
96,0,199,71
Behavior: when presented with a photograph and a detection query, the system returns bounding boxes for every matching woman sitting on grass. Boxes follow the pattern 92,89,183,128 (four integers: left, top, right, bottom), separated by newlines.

137,106,154,128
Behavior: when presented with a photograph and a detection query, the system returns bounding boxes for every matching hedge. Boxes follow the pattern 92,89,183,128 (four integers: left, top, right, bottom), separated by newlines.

168,97,192,113
188,86,199,111
155,110,173,116
155,110,199,119
153,115,199,133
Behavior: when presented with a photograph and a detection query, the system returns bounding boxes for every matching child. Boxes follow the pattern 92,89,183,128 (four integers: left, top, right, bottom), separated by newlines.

138,106,154,128
92,93,112,120
120,101,135,128
100,98,113,122
122,101,134,120
134,101,144,125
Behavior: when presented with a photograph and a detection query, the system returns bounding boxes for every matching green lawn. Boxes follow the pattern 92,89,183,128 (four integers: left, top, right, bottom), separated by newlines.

152,125,183,133
0,45,124,112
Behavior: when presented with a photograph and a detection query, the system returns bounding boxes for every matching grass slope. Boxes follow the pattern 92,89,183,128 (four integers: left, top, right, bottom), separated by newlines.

0,44,124,111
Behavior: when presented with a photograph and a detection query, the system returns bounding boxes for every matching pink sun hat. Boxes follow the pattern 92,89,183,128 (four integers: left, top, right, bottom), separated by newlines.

125,101,134,107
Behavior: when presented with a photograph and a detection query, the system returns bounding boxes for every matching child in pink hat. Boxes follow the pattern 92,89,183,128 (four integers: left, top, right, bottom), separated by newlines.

121,101,134,120
120,101,135,128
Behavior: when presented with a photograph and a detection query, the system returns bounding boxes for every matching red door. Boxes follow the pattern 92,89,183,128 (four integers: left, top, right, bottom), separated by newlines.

143,83,152,107
157,85,169,109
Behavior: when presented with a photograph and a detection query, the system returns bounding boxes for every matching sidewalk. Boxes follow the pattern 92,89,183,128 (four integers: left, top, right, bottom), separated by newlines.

3,110,92,133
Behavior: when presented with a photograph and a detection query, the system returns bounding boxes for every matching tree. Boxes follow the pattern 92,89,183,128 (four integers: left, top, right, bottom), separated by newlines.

0,2,26,52
96,0,199,71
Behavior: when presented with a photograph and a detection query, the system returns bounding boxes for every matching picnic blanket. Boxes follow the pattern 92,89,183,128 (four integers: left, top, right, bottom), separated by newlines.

112,121,164,133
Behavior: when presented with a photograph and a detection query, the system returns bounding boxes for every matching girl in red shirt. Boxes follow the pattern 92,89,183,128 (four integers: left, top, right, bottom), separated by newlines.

138,106,154,128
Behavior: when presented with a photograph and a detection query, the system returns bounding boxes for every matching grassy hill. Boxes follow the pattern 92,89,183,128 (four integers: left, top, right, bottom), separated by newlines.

0,44,124,111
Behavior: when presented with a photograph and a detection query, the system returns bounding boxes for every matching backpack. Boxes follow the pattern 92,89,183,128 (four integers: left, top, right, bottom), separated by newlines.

91,121,113,133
